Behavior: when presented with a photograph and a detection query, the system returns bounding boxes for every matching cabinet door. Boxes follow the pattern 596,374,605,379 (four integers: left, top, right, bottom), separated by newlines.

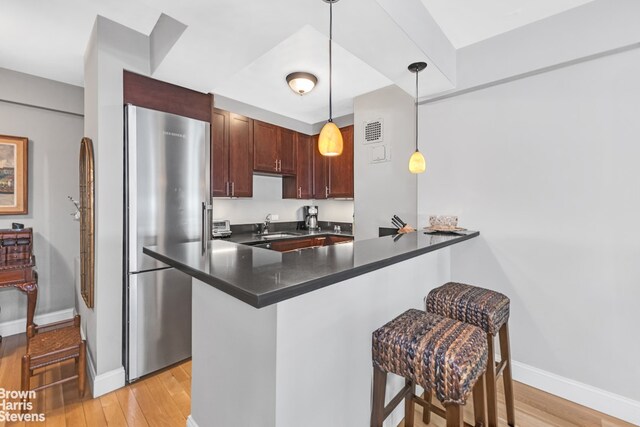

327,125,354,198
253,120,278,173
312,135,328,199
278,127,296,175
283,133,313,199
211,108,229,197
228,113,253,197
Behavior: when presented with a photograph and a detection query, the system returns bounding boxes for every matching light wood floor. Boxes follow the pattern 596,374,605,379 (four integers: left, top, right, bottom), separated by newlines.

0,333,635,427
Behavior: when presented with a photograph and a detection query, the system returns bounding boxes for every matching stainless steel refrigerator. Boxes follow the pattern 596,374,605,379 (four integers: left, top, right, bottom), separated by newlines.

124,105,211,382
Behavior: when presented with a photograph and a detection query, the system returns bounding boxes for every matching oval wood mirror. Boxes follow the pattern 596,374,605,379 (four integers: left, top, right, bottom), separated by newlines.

79,137,95,308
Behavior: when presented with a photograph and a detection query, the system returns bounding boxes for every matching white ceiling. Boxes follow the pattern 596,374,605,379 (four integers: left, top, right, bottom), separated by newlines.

0,0,597,123
420,0,596,48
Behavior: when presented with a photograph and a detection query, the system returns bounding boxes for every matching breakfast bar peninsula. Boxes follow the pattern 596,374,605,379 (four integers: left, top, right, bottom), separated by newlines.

144,230,479,427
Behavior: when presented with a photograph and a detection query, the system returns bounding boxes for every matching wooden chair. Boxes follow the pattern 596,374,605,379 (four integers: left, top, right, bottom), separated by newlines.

21,314,86,404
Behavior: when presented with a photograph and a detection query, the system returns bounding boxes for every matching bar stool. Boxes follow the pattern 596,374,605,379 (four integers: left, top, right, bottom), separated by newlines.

371,309,488,427
426,282,514,427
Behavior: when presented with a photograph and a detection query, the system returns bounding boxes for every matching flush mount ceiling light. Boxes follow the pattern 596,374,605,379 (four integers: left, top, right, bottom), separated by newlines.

286,72,317,95
318,0,343,157
408,61,427,174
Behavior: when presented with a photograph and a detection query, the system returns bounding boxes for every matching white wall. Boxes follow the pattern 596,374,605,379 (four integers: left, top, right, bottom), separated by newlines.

82,16,150,396
353,85,417,241
418,47,640,421
213,175,353,225
0,68,82,332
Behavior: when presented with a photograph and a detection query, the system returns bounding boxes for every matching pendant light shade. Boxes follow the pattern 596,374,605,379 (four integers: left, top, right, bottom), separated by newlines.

318,121,343,156
319,0,343,157
408,150,426,173
408,61,427,174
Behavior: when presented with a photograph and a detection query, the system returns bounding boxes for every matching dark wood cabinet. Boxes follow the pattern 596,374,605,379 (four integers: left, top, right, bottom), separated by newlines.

211,108,253,197
228,113,254,197
267,235,353,253
214,108,353,200
278,127,296,175
253,120,296,175
283,133,313,199
312,135,328,199
311,126,354,199
211,108,229,197
327,125,354,198
253,120,278,173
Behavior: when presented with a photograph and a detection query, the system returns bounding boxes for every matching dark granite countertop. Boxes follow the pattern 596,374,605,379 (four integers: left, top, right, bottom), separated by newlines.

143,230,479,308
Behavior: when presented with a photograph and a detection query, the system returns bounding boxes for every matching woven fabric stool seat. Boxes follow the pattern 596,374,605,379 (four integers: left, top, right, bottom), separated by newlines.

426,282,515,427
371,309,488,427
426,282,510,335
22,315,86,403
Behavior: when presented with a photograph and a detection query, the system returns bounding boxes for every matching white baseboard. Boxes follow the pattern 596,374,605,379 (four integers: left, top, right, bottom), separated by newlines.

512,360,640,425
0,308,75,337
186,415,199,427
86,351,126,398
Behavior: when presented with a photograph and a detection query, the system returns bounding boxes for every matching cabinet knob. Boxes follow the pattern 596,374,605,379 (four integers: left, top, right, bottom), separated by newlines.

325,186,329,198
231,182,235,197
298,187,301,198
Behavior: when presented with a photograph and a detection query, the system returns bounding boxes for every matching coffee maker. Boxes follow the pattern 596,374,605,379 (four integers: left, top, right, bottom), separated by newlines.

304,205,319,231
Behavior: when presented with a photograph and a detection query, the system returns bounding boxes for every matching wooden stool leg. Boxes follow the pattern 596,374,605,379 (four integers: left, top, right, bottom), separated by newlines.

473,373,487,427
371,365,387,427
422,390,432,424
485,335,498,427
405,380,416,427
445,403,464,427
21,354,31,413
499,323,515,426
78,341,87,397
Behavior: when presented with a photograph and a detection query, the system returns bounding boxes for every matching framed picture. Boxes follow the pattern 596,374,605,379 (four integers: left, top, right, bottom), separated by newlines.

0,135,28,215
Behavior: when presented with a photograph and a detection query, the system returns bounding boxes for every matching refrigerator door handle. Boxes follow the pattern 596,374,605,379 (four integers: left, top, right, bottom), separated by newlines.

201,202,206,254
201,202,213,255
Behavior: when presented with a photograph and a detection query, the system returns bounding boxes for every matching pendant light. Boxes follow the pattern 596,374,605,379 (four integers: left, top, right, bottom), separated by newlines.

318,0,343,157
408,62,427,174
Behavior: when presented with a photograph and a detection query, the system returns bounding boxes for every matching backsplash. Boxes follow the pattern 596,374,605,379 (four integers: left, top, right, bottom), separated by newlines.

213,175,354,224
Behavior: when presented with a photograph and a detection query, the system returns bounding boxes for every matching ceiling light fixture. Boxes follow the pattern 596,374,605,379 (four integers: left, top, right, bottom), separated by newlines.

408,62,427,174
286,72,317,95
318,0,343,157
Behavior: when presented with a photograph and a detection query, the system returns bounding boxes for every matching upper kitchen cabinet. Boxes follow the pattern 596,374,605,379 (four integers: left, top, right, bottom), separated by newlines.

283,133,313,199
313,125,354,199
211,108,253,197
253,120,296,175
312,134,327,199
327,125,354,198
278,127,296,175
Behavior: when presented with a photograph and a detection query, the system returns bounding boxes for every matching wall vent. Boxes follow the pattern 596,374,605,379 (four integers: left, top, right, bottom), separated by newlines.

363,119,383,144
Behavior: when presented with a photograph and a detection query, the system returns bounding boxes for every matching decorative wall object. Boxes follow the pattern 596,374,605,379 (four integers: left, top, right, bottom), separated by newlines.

79,137,95,308
0,135,28,214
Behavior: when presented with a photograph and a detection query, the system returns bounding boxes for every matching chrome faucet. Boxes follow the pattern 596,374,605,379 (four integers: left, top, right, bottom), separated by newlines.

262,214,272,234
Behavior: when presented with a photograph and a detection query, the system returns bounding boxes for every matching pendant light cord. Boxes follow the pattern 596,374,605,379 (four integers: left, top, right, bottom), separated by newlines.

329,0,333,122
415,66,419,151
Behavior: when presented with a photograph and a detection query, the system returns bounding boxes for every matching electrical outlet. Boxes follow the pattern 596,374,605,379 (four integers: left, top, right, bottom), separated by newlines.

270,214,279,221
